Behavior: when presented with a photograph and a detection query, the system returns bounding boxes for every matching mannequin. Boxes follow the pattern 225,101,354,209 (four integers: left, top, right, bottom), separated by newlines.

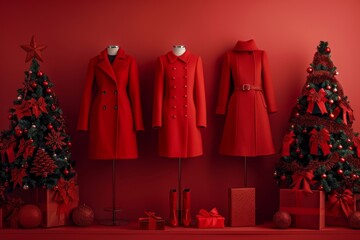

172,45,186,56
107,45,119,64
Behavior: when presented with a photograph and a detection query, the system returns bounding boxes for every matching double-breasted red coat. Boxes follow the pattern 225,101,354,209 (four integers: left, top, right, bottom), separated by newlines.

77,49,144,159
153,51,206,158
216,40,277,156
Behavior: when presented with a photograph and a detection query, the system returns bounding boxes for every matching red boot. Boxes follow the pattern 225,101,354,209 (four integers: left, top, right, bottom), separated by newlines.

182,189,191,227
169,189,178,227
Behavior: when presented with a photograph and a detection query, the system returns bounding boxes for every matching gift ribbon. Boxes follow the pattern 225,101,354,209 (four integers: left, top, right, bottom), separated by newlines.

53,178,78,218
139,212,162,230
196,208,224,228
291,171,315,193
327,189,354,218
282,131,295,156
307,88,328,115
353,135,360,156
309,128,330,156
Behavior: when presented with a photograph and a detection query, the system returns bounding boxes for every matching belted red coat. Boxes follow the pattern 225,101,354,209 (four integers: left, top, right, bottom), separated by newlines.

216,40,277,156
153,51,206,158
77,49,144,159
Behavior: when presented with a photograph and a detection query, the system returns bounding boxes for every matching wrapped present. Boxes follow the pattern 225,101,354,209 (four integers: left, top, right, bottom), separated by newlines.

3,197,24,228
138,211,165,230
38,179,79,228
325,189,355,227
280,189,325,229
229,188,255,226
0,207,3,229
195,208,225,228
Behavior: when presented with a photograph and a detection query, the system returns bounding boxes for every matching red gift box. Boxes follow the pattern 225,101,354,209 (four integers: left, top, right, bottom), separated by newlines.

138,211,165,230
280,189,325,229
195,208,225,228
0,207,3,229
325,189,356,227
229,188,255,227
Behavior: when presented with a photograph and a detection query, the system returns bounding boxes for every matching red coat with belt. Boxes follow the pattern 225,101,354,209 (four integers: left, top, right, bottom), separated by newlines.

77,48,144,159
153,51,206,158
216,40,277,156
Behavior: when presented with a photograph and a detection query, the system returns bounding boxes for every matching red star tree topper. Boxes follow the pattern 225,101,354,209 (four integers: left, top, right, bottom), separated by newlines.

0,37,76,201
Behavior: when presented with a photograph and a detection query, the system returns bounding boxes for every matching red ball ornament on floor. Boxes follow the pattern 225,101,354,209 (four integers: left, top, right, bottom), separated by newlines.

18,204,42,229
273,211,291,229
348,211,360,229
72,204,95,227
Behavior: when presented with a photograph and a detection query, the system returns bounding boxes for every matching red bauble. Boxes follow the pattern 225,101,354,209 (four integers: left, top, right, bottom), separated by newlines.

295,148,301,153
43,81,49,86
349,146,353,150
37,71,43,77
302,129,307,133
325,47,331,53
280,175,286,181
8,114,13,120
47,123,53,130
29,138,34,143
67,142,72,148
326,85,332,90
31,81,37,88
15,129,23,136
273,211,291,229
295,112,300,117
318,185,324,190
333,88,338,93
46,88,52,94
321,173,327,179
51,104,56,111
337,169,344,175
23,129,28,134
72,204,95,227
329,144,333,149
28,70,32,74
347,138,352,143
306,67,313,74
63,169,69,175
18,204,42,229
329,99,334,104
338,96,341,101
340,157,346,163
338,144,343,150
330,113,335,119
348,212,360,229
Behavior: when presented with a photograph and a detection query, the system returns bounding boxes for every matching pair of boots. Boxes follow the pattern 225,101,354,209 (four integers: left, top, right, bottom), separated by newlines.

169,189,191,227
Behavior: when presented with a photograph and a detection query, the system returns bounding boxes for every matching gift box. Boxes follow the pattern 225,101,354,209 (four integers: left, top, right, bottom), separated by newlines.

195,208,225,228
280,189,325,229
325,189,356,227
38,183,79,228
229,188,255,226
138,212,165,230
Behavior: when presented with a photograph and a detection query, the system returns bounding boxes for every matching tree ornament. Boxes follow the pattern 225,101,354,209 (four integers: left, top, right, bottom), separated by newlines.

348,212,360,229
51,104,56,111
45,129,66,150
335,71,339,75
15,129,23,136
280,174,286,181
43,81,49,87
8,114,13,120
37,71,43,77
290,124,295,129
63,169,69,175
329,113,335,119
273,171,278,177
352,174,357,179
347,138,352,143
326,85,332,90
329,99,334,104
47,123,53,130
20,36,47,62
338,144,343,150
23,183,29,190
333,88,338,93
273,211,291,229
46,88,52,94
18,204,42,228
307,67,313,74
337,96,341,101
321,173,327,179
32,124,36,128
302,129,307,133
17,95,23,100
318,185,324,190
30,81,37,88
30,149,57,177
296,148,301,153
72,204,95,227
28,70,32,74
53,153,57,157
299,154,304,158
349,146,353,150
295,112,300,117
340,157,346,163
67,141,72,148
325,47,331,53
337,169,344,175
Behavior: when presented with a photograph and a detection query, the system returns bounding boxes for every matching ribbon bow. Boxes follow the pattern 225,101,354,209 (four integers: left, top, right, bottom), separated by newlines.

0,136,16,163
327,189,354,218
307,88,328,115
282,131,295,156
333,103,355,125
29,97,48,118
290,170,315,193
309,128,330,156
53,178,78,217
140,211,162,229
197,208,221,217
353,135,360,156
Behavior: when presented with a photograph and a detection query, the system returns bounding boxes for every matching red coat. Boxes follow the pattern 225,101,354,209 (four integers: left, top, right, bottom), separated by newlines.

216,40,277,156
77,49,144,159
153,51,206,158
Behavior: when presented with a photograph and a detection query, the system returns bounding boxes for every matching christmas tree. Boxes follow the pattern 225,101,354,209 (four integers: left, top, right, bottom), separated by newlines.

0,36,76,201
275,41,360,195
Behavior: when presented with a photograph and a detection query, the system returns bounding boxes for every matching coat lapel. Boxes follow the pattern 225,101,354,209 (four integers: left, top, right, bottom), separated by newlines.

167,50,191,63
111,48,127,73
97,49,117,83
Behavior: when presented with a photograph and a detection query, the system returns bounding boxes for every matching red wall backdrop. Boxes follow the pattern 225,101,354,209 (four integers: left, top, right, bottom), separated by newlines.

1,0,360,223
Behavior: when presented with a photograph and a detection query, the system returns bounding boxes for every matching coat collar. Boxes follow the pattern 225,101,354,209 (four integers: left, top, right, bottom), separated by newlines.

97,48,127,83
233,39,259,51
167,50,191,63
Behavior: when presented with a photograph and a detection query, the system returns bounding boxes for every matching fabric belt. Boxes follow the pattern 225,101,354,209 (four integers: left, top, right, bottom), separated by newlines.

235,84,262,91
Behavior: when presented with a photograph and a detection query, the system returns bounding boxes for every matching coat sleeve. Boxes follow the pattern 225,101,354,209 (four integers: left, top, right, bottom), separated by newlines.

152,57,164,128
216,52,231,114
129,58,144,131
261,51,278,113
195,56,207,128
77,59,95,131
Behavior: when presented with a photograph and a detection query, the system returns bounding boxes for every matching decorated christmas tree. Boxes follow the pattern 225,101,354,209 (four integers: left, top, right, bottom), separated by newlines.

275,41,360,195
0,36,76,202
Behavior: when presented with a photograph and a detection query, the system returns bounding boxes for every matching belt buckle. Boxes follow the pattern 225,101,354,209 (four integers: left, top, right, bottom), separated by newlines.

242,84,251,91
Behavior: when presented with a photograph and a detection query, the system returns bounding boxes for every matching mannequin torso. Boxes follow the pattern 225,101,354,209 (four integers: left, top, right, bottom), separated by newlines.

107,45,119,64
172,45,186,56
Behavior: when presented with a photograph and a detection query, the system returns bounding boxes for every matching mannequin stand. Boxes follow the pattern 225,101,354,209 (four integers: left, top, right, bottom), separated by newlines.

177,157,182,223
99,159,127,226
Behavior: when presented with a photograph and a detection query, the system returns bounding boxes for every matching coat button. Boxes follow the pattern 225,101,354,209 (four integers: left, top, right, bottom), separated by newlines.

103,105,107,110
172,67,176,70
172,85,177,89
184,95,188,98
184,114,188,118
184,104,188,108
114,90,118,95
184,85,188,88
172,106,177,109
172,76,176,80
172,96,177,99
184,76,188,79
114,105,118,110
102,91,106,94
184,66,188,70
172,115,177,118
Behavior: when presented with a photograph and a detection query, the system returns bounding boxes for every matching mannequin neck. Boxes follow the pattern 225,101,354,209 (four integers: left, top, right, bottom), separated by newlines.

172,45,186,56
107,45,119,56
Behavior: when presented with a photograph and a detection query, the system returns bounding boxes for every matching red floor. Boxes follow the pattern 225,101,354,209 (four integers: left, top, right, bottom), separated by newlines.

1,223,359,240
